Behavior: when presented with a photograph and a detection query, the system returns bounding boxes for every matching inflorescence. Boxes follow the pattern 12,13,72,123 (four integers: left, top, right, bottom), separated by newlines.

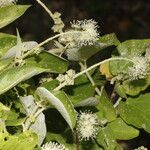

59,19,99,48
76,110,99,141
41,141,68,150
128,56,149,80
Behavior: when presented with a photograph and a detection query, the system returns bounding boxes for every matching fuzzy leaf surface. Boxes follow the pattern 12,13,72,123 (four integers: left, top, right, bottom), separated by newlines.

36,87,76,130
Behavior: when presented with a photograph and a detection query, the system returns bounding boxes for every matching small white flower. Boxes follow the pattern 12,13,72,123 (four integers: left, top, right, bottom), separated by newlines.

0,0,17,7
59,19,99,48
128,56,149,80
76,110,99,141
134,146,148,150
71,19,99,46
56,69,76,86
42,141,68,150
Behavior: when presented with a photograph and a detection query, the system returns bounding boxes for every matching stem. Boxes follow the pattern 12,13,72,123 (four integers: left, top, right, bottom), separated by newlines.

22,31,79,59
113,97,122,108
74,57,134,79
53,82,66,91
79,62,102,96
35,0,54,19
53,57,134,91
24,107,45,131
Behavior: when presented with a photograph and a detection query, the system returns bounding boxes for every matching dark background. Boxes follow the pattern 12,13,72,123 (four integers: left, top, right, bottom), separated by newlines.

2,0,150,149
2,0,150,44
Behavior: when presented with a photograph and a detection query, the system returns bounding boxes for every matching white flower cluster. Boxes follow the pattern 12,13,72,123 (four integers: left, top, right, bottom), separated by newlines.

76,110,99,141
128,56,149,80
134,146,148,150
56,69,76,86
59,19,99,48
42,142,68,150
0,0,17,7
52,12,64,33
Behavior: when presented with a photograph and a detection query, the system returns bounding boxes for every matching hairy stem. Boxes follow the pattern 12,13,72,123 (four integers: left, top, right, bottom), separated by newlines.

22,31,79,59
79,62,102,96
53,57,134,91
74,57,134,79
23,107,45,131
113,97,122,108
35,0,54,19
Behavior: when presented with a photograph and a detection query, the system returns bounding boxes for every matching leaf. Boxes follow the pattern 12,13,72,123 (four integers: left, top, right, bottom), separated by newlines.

114,82,127,98
0,131,38,150
74,97,99,107
0,58,13,72
0,33,17,57
80,33,120,60
67,75,95,106
0,102,10,120
107,118,139,140
36,87,76,130
121,76,150,96
97,127,122,150
27,51,68,73
0,5,30,28
109,59,132,76
20,95,46,145
41,80,59,91
67,33,120,61
117,39,150,57
0,51,68,95
2,41,38,59
96,90,117,122
100,61,113,79
119,93,150,133
80,141,103,150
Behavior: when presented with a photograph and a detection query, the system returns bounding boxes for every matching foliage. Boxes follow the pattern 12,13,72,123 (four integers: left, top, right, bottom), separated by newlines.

0,1,149,150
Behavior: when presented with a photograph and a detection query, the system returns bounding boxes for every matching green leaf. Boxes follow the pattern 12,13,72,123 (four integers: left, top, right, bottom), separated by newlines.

98,33,120,46
0,5,30,28
109,59,132,76
27,51,68,73
96,90,117,122
67,75,95,106
0,51,68,95
40,80,59,91
97,127,122,150
114,82,127,98
80,141,103,150
80,33,120,60
67,33,120,61
117,39,150,57
0,33,17,57
0,102,10,120
0,58,13,72
107,118,139,140
20,95,46,145
121,76,150,96
119,93,150,133
0,131,38,150
36,87,76,130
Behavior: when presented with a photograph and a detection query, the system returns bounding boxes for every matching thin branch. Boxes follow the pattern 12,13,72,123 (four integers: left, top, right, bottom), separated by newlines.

35,0,54,19
74,57,134,79
113,97,122,108
79,62,102,96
